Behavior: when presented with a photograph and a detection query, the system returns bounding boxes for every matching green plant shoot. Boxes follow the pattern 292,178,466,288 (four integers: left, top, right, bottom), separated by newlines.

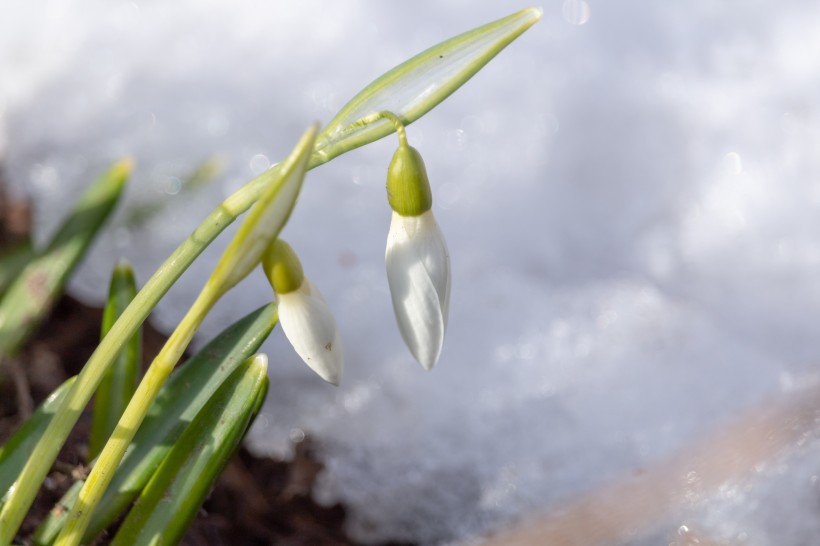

0,9,541,542
88,260,141,461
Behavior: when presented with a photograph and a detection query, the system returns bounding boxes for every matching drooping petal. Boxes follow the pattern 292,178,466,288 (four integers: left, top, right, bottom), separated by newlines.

385,210,451,370
277,279,343,385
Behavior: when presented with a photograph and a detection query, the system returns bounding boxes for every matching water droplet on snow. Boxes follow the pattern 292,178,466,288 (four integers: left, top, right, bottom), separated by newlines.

288,428,305,444
438,181,461,210
258,414,270,428
289,428,306,443
723,152,743,175
249,153,270,175
454,128,468,150
563,0,591,25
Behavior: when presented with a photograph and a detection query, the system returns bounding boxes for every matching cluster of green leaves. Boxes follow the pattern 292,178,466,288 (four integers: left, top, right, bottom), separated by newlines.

0,8,540,545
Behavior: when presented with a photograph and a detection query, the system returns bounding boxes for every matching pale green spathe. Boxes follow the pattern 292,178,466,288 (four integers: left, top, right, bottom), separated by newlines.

313,7,543,162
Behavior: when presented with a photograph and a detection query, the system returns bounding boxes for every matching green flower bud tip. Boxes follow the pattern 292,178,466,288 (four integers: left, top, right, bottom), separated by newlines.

386,142,433,217
262,239,305,295
262,239,343,385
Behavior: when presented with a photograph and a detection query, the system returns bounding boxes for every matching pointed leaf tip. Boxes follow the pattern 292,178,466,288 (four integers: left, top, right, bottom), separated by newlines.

113,157,135,179
209,124,318,294
314,7,543,162
524,6,544,22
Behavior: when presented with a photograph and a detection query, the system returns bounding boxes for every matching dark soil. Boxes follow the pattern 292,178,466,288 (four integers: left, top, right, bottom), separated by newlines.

0,175,412,546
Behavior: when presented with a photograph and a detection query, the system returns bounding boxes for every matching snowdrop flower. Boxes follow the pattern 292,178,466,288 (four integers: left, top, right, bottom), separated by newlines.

262,239,343,385
385,130,451,370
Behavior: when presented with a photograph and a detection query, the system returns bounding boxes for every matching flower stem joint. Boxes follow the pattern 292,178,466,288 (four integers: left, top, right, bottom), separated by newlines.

384,121,451,371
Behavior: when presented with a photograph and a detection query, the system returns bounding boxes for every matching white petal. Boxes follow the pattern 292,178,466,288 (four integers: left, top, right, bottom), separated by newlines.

385,210,451,370
277,279,343,385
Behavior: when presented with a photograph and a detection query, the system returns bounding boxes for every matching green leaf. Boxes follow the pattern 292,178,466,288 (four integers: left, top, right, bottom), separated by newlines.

82,303,277,541
28,304,277,546
0,160,131,357
0,377,76,509
313,7,542,162
110,354,268,546
32,480,83,546
0,239,35,298
88,260,141,461
55,126,314,546
210,124,317,296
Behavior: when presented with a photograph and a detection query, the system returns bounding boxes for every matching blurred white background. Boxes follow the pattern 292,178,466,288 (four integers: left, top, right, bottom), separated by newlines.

3,1,820,544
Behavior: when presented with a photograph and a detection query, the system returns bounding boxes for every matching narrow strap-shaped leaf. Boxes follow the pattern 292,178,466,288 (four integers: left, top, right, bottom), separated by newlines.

0,240,35,298
55,126,315,546
0,377,76,509
82,303,277,541
0,160,131,357
110,354,268,546
32,481,83,546
88,260,141,461
29,304,277,545
89,305,276,533
313,7,542,162
210,124,317,295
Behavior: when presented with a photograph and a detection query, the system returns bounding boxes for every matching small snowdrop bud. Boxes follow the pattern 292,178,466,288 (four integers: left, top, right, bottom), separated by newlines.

262,240,343,385
385,135,451,370
386,142,433,217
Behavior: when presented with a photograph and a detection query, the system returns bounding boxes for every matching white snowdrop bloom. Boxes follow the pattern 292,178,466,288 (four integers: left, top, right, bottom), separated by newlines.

383,125,451,370
386,209,451,370
263,240,343,385
277,278,344,385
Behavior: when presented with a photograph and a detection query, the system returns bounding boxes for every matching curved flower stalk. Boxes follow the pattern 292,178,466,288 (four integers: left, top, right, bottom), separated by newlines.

380,113,451,370
263,240,343,385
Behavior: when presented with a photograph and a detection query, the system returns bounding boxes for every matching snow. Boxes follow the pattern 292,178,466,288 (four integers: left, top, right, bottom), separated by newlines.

4,1,820,544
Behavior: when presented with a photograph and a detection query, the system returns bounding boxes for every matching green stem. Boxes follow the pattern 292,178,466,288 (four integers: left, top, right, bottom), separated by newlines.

54,284,219,546
54,121,316,543
0,143,351,546
356,111,408,147
0,170,267,544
